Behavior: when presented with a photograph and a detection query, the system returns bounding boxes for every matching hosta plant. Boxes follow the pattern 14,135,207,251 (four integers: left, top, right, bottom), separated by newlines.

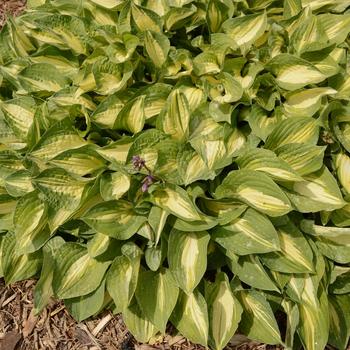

1,0,350,349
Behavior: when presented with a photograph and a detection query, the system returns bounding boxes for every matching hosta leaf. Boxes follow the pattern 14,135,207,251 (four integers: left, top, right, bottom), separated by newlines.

4,170,34,197
83,200,146,240
222,12,267,52
289,10,328,54
53,242,111,299
332,204,350,227
298,278,329,350
333,75,350,100
177,145,217,185
0,213,14,232
105,33,139,63
206,0,234,33
148,206,169,245
215,169,292,217
3,0,350,346
261,220,314,273
151,184,202,221
227,254,279,292
193,52,221,76
189,126,229,171
18,63,70,93
144,30,170,68
91,93,128,129
126,129,167,164
199,199,247,227
131,3,163,32
168,229,210,293
284,0,302,18
330,266,350,294
145,244,164,272
65,278,106,322
275,144,325,176
283,88,337,118
97,137,133,164
142,83,172,119
89,0,124,9
34,237,65,314
266,54,327,91
0,193,17,215
136,269,179,333
113,95,146,134
205,273,242,350
287,167,346,212
236,148,303,182
165,6,196,31
29,46,79,79
87,232,113,258
0,150,25,179
30,119,87,160
0,97,36,140
207,73,243,103
281,299,299,350
49,145,106,177
33,168,91,211
264,117,320,150
212,208,280,255
171,290,209,347
14,190,49,254
99,171,130,201
171,214,217,232
123,300,158,343
159,90,190,142
246,105,283,141
35,14,88,55
106,244,141,312
301,220,350,245
2,232,42,285
152,139,182,184
315,239,350,264
318,14,350,46
335,153,350,194
328,295,350,350
238,290,282,345
92,59,133,95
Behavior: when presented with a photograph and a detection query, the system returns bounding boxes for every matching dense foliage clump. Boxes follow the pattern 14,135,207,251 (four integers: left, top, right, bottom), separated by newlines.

0,0,350,349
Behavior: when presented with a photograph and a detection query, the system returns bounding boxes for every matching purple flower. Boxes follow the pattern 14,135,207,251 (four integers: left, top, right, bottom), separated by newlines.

132,155,146,171
141,174,155,192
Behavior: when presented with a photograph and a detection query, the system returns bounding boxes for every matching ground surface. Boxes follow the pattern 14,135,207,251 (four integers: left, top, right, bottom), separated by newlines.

0,0,26,27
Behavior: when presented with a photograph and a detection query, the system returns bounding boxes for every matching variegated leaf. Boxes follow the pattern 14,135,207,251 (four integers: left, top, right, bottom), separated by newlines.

215,169,292,217
238,290,282,345
212,208,280,255
53,243,111,299
168,229,210,293
171,290,209,347
136,269,179,333
206,273,242,350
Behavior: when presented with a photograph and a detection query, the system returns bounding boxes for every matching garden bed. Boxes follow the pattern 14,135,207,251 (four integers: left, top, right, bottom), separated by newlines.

0,279,258,350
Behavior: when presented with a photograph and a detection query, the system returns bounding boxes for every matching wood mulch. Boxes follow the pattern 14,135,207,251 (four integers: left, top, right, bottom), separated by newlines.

0,278,268,350
0,0,26,27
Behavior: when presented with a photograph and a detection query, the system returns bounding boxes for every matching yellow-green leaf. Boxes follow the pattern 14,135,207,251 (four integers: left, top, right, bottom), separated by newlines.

168,229,210,293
